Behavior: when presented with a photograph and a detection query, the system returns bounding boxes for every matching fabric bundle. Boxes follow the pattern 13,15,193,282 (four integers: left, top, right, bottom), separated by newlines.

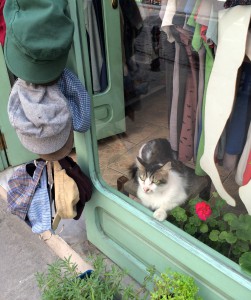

7,158,92,233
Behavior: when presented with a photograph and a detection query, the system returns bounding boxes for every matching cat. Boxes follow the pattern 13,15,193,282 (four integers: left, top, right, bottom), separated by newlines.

131,138,205,222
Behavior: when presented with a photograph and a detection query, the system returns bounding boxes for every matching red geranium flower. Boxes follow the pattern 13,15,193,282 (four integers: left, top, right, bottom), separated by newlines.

195,201,212,221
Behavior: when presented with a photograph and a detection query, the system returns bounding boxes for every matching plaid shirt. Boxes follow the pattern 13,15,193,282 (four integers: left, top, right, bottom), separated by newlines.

7,161,46,220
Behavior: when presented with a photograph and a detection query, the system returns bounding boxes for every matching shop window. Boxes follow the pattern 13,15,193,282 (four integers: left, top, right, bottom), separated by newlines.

95,1,251,275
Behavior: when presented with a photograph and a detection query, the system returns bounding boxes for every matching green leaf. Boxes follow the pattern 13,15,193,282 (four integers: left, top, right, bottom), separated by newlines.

239,252,251,275
209,230,220,242
219,231,228,241
184,223,197,235
223,213,237,225
207,218,218,228
226,232,237,244
217,220,228,231
232,240,250,256
170,207,188,222
231,214,251,241
189,216,202,227
199,223,208,233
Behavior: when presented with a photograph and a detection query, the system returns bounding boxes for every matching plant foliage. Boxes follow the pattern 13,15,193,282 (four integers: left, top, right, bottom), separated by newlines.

168,193,251,275
150,269,202,300
36,255,202,300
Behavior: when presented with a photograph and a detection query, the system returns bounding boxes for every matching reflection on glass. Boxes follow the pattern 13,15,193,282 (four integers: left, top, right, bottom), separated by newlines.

97,0,251,272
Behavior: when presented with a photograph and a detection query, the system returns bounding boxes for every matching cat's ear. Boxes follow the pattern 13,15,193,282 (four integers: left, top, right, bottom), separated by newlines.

136,156,145,170
163,161,172,171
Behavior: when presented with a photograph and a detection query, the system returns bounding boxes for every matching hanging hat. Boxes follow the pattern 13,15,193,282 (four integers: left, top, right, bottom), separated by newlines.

59,156,92,220
58,68,91,133
3,0,74,84
52,161,80,230
7,160,46,220
8,78,73,160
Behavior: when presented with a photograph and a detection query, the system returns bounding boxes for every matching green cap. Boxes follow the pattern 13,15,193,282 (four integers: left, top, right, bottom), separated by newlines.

4,0,74,84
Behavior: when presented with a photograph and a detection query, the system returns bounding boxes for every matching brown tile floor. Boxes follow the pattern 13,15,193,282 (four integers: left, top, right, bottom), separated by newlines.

98,87,169,189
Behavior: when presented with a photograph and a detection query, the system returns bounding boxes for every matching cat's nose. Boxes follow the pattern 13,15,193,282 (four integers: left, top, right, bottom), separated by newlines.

143,187,150,193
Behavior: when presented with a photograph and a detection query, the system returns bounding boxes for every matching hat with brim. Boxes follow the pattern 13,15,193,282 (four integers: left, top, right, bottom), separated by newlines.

4,34,69,84
39,128,74,161
3,0,74,84
8,79,73,158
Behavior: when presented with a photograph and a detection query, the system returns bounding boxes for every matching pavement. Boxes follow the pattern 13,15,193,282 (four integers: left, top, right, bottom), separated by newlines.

0,198,57,300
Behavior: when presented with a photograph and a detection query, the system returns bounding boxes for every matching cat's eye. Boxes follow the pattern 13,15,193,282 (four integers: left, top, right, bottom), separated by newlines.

153,178,160,184
139,174,146,181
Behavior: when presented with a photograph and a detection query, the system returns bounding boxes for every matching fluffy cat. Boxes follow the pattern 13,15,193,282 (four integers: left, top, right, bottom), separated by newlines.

131,138,207,222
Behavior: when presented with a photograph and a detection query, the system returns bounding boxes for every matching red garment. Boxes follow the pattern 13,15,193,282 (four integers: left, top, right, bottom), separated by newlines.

0,0,6,46
243,151,251,185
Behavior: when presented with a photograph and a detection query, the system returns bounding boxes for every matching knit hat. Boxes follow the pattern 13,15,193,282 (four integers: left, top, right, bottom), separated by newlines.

3,0,74,84
8,79,73,159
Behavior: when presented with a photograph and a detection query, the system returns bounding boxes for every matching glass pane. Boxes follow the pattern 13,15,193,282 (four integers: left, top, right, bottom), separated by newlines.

97,0,251,274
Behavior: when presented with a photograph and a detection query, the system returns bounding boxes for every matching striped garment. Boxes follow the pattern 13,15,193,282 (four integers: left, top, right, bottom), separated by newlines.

27,167,52,234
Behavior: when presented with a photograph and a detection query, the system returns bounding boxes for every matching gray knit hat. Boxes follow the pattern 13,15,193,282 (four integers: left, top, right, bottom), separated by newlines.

8,79,72,156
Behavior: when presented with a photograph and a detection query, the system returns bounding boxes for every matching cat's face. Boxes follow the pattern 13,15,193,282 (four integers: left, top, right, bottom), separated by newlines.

136,157,171,194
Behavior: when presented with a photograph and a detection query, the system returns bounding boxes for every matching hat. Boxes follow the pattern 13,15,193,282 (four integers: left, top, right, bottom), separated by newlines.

58,68,91,133
39,128,74,161
8,78,72,157
59,156,92,220
7,160,46,220
52,161,80,230
3,0,74,84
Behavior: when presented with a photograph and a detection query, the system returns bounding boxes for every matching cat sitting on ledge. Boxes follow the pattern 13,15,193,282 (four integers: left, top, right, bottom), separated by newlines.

130,138,210,222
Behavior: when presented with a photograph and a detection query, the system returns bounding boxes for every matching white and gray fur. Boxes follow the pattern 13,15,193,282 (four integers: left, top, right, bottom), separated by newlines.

132,138,197,222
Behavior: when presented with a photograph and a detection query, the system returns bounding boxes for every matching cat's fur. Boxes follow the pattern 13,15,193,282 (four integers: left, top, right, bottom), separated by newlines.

131,138,198,222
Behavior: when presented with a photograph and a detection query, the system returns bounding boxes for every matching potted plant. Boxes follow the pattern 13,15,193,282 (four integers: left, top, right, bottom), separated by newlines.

168,193,251,275
150,269,202,300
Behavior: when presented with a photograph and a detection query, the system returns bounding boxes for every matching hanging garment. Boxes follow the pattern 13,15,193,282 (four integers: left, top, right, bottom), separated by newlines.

169,26,190,153
27,167,52,234
7,160,46,220
243,151,251,185
225,62,251,156
177,27,199,162
206,0,225,45
224,0,251,8
0,0,6,46
84,0,106,93
236,122,251,185
58,68,91,133
161,0,176,43
199,6,251,206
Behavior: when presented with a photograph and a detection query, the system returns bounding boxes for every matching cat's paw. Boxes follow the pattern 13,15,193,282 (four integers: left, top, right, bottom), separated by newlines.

153,208,167,222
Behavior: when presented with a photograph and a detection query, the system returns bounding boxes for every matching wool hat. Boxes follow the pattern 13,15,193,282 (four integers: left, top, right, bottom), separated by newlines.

52,161,80,230
3,0,74,84
38,128,74,162
8,79,73,159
